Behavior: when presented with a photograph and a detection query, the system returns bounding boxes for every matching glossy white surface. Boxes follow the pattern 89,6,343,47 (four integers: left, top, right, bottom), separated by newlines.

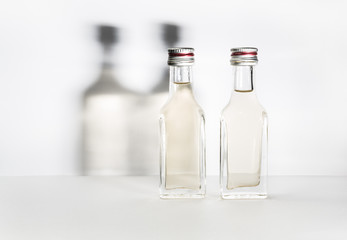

0,176,346,239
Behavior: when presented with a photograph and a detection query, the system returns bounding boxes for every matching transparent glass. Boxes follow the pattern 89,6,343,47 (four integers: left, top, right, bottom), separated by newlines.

159,66,206,199
220,65,268,199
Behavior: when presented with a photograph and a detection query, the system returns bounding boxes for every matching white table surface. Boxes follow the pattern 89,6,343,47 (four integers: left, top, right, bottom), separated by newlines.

0,176,346,240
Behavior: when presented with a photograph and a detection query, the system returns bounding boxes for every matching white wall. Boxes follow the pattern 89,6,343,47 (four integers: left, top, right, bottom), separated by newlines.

0,0,346,175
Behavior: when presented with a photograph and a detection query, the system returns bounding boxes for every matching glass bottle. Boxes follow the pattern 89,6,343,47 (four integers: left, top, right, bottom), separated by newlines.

220,47,268,199
159,48,206,198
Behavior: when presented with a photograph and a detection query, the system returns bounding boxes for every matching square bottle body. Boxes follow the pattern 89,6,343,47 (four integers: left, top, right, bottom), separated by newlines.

159,83,206,199
220,92,268,199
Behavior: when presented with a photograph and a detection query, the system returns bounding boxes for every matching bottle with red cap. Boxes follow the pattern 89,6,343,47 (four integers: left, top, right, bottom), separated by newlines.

220,47,268,199
159,47,206,199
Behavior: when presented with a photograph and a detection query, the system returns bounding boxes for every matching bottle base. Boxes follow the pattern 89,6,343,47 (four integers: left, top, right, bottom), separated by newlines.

221,192,267,200
160,193,205,199
160,187,206,199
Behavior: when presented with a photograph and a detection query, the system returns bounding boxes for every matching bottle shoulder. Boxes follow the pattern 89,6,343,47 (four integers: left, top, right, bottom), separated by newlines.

160,93,204,117
221,92,266,118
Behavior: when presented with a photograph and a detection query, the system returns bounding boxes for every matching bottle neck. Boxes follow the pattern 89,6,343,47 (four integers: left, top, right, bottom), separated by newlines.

233,65,254,92
101,45,113,68
169,65,193,93
98,45,115,81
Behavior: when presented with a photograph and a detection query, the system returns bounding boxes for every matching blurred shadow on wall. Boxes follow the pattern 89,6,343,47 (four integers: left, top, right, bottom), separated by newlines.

126,23,181,175
81,25,135,175
81,23,180,176
152,23,180,93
